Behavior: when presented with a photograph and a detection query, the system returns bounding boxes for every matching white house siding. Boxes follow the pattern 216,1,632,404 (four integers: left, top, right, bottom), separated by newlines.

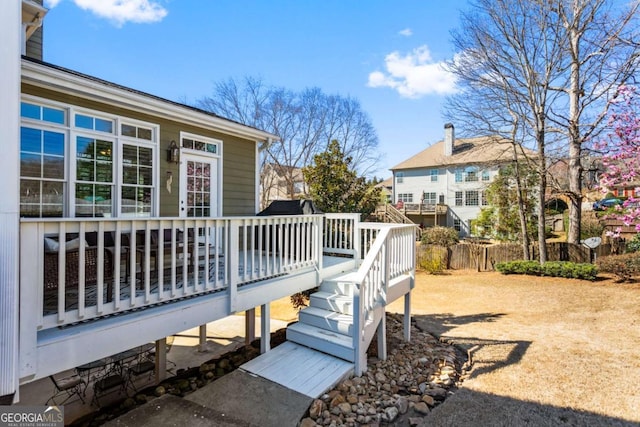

393,165,500,237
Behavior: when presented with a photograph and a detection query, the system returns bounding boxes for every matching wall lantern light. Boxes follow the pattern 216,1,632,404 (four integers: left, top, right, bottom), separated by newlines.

167,140,179,164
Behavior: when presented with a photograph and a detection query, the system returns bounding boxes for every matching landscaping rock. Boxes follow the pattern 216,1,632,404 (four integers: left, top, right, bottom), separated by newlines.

311,313,463,427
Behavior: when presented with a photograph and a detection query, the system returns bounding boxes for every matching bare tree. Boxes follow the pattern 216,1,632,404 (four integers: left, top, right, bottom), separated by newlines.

446,0,567,262
446,0,640,259
197,77,382,208
549,0,640,244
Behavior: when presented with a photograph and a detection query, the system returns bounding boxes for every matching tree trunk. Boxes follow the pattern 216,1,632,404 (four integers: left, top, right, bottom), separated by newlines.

536,125,548,264
511,140,531,260
566,0,582,245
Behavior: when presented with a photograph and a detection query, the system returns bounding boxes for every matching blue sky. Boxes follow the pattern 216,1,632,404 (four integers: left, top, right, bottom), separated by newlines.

42,0,468,177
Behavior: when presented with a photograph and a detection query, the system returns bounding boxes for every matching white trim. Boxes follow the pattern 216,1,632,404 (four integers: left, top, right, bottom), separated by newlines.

21,96,161,218
21,60,279,143
1,0,21,401
178,132,223,218
255,140,261,212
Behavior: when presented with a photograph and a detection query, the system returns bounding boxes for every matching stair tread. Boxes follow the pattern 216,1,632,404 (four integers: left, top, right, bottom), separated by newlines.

287,322,353,348
300,306,353,321
312,291,352,301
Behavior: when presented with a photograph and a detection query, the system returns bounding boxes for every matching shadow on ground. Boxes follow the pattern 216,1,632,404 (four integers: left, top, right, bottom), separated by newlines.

413,312,506,337
427,388,639,427
413,313,530,380
412,313,639,426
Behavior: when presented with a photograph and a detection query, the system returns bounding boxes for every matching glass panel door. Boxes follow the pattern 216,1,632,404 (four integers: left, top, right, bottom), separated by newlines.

179,153,219,218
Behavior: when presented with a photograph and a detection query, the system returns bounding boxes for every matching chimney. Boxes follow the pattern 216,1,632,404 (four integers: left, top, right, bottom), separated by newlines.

444,123,454,156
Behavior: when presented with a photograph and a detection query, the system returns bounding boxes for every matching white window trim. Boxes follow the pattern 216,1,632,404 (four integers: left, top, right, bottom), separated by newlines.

21,95,160,218
179,131,224,217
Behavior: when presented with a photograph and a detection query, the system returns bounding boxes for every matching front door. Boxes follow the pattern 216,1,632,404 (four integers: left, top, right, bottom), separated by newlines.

179,153,220,218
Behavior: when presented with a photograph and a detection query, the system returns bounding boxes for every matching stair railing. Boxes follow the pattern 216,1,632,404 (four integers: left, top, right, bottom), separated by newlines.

351,224,416,375
352,228,388,376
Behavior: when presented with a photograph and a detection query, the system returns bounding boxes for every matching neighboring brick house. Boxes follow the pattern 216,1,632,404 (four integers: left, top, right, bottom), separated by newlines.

391,124,533,236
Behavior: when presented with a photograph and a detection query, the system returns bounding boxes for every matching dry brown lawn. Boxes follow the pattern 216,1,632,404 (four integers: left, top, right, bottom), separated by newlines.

387,271,640,426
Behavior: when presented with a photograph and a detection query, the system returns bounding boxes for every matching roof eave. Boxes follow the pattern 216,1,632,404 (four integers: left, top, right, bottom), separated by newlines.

21,59,279,143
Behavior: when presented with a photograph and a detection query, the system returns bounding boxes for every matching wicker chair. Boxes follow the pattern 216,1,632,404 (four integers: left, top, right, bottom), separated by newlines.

43,246,115,310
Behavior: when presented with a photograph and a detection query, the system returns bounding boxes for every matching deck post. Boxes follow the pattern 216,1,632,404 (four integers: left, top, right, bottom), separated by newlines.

198,325,207,352
245,308,256,345
376,311,387,361
0,0,21,404
260,303,271,354
155,338,168,383
403,292,411,341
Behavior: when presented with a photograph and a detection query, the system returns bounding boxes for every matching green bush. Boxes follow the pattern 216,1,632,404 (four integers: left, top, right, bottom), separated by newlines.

626,233,640,253
596,253,640,282
495,260,597,281
416,245,448,274
420,226,459,247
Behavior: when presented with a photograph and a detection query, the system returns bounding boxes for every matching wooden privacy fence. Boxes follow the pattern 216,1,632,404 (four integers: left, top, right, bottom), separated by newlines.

418,242,620,271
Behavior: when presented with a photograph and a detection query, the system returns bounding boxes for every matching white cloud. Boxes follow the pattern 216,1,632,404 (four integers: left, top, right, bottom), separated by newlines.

45,0,168,26
367,45,457,98
398,28,413,37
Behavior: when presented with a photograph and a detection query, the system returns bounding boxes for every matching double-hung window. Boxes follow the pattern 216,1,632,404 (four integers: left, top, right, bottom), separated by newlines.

455,191,463,206
121,123,154,217
397,193,413,203
429,169,438,182
20,102,67,217
423,192,437,205
20,98,158,218
465,190,479,206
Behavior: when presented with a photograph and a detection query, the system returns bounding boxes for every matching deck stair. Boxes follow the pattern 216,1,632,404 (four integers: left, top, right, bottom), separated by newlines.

286,271,362,363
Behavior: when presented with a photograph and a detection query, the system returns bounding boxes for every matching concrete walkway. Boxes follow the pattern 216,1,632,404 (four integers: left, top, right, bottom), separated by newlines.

105,370,312,427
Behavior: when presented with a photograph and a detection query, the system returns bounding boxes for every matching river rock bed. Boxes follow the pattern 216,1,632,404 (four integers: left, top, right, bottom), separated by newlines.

300,312,465,426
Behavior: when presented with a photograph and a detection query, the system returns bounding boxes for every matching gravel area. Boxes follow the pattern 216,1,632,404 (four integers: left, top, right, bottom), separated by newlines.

299,313,466,427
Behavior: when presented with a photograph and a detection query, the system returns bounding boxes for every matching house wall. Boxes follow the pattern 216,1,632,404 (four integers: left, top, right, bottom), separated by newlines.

25,27,42,60
393,165,499,236
21,84,257,217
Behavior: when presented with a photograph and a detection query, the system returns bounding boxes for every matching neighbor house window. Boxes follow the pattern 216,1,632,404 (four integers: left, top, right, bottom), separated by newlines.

482,169,490,181
453,219,461,231
481,191,488,206
423,192,436,204
397,193,413,203
396,172,404,183
429,169,438,182
455,191,463,206
465,190,479,206
464,167,478,182
455,170,462,183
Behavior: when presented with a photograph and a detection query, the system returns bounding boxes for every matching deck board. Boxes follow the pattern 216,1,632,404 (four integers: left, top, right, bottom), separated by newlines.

241,341,353,398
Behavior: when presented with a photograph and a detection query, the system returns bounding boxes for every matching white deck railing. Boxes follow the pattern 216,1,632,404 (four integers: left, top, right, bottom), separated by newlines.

20,215,324,330
352,223,416,375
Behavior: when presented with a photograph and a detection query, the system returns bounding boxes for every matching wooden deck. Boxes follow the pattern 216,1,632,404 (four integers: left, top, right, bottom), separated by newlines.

241,341,353,398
